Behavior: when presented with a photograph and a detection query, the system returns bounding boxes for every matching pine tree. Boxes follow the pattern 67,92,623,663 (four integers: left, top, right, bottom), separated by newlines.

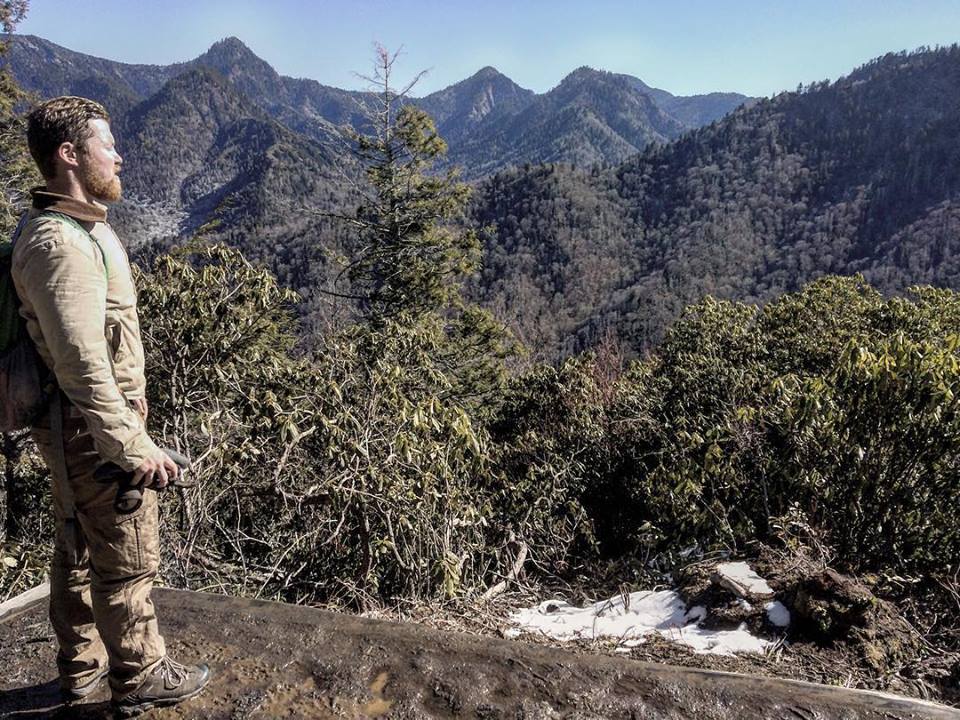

0,1,36,234
336,46,517,411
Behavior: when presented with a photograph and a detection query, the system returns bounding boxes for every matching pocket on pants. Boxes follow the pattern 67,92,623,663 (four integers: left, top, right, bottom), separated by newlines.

82,492,160,580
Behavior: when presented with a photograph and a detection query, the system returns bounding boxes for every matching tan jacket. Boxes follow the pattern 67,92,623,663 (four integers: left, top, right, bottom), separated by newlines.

12,189,160,471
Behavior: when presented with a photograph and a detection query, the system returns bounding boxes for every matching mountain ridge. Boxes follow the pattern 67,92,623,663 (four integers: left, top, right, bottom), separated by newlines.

21,35,960,363
7,34,752,176
470,44,960,357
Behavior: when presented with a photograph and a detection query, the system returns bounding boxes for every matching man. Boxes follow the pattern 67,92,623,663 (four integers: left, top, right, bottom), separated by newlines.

11,96,209,716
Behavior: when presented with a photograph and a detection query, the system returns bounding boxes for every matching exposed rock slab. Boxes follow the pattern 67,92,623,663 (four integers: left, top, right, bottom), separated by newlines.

712,561,775,600
0,588,957,719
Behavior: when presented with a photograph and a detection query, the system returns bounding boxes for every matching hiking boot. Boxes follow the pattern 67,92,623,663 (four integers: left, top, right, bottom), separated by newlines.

60,667,108,702
112,656,210,717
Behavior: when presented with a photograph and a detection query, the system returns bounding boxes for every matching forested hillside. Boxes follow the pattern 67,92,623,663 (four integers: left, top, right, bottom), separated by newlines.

472,45,960,356
8,36,960,360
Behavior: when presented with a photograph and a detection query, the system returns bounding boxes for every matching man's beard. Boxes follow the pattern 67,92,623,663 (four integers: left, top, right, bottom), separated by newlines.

81,164,122,202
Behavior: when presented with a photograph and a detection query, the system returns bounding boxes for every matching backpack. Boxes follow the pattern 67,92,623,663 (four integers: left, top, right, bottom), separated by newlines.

0,211,107,431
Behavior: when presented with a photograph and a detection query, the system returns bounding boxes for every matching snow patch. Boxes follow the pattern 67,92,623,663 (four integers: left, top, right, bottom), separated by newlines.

508,590,773,656
765,600,791,627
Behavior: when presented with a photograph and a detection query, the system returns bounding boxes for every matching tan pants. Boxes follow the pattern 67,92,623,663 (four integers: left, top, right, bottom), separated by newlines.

31,400,166,697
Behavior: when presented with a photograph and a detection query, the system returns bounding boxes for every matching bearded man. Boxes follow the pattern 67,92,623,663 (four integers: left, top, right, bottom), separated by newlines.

11,96,209,716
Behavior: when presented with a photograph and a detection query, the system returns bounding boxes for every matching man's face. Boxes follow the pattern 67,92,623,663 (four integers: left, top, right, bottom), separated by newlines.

77,118,122,202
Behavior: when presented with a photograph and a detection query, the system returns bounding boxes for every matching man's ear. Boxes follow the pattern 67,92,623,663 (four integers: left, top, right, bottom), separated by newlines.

55,141,79,169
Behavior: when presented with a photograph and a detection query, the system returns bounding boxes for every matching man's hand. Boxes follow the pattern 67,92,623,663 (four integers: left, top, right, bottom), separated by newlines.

133,450,179,490
132,397,148,422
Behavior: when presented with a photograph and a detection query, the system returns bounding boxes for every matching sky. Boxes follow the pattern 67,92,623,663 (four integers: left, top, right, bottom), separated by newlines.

15,1,960,98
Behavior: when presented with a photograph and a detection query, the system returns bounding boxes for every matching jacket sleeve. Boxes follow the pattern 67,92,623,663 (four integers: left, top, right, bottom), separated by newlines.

110,230,148,400
15,226,160,471
113,315,148,400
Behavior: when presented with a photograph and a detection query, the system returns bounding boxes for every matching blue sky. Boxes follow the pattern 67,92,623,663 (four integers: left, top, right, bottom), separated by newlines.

17,1,960,97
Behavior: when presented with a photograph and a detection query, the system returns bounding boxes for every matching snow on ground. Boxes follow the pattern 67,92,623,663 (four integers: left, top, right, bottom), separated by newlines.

506,590,775,656
765,600,791,627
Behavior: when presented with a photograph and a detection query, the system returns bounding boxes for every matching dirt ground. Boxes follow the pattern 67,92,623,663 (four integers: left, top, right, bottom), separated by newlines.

1,588,958,719
379,547,960,714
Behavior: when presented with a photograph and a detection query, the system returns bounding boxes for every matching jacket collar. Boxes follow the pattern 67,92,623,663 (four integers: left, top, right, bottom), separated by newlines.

30,187,107,224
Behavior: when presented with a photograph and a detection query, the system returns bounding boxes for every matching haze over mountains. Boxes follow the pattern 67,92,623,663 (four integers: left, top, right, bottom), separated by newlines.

8,35,960,360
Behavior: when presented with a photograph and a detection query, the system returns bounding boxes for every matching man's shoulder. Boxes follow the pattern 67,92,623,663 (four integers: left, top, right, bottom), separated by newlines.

89,221,125,249
12,213,100,269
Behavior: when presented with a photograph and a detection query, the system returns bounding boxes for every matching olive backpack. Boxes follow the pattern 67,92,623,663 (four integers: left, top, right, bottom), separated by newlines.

0,211,106,431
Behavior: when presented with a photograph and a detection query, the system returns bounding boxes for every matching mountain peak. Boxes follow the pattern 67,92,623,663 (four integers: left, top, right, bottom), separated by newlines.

473,66,504,80
456,66,527,93
208,36,252,54
198,36,267,69
552,66,629,96
557,66,619,91
415,66,534,132
192,35,287,103
568,65,604,78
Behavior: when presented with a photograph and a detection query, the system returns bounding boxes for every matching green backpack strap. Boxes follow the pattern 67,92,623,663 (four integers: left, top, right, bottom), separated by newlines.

1,211,109,352
37,210,109,281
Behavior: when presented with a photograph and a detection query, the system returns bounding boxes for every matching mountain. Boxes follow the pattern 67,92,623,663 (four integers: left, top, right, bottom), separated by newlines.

419,66,749,177
5,35,175,117
118,68,262,204
103,68,357,329
469,45,960,358
433,66,680,176
191,37,289,107
624,75,755,127
416,66,536,141
191,37,368,145
6,37,358,237
6,35,751,179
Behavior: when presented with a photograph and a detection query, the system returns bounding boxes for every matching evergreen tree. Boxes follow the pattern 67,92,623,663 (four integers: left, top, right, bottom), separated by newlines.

0,1,36,234
336,46,517,410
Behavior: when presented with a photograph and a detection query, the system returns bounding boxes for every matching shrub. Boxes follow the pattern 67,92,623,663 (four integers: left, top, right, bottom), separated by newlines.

767,332,960,572
494,276,960,578
139,245,507,606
